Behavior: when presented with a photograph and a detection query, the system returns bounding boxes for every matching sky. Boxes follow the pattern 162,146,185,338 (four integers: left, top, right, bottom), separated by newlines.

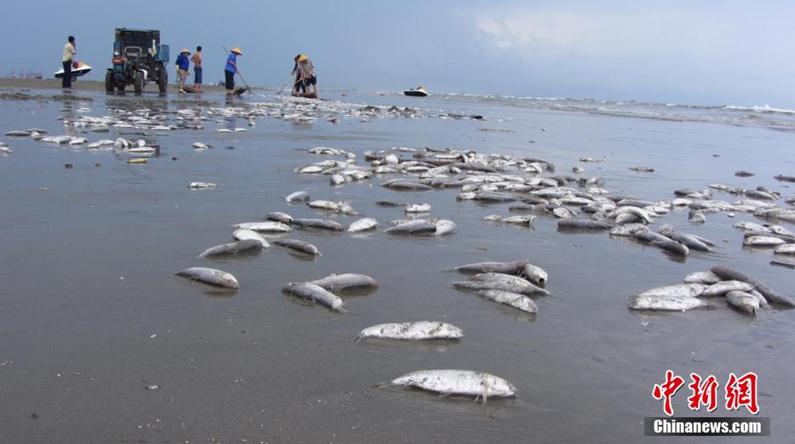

1,0,793,107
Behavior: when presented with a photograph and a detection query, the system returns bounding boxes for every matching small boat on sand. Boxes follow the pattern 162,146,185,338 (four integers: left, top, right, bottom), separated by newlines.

404,86,428,97
54,62,92,79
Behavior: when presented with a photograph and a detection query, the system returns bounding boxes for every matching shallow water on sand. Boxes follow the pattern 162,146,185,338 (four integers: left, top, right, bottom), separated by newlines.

0,89,793,443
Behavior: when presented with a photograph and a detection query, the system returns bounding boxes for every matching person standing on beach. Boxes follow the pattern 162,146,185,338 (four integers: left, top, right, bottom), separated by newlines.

297,54,317,97
291,54,303,95
176,49,190,93
62,36,76,89
191,46,203,93
225,47,242,94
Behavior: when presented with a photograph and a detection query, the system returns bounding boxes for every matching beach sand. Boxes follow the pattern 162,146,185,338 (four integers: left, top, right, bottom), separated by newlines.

0,86,792,443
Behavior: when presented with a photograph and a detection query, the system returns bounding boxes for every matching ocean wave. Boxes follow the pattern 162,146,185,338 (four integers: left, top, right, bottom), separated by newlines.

723,104,795,115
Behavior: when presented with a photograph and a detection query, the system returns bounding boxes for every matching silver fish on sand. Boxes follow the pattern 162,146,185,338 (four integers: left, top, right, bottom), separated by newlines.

476,290,538,313
232,221,292,233
308,273,378,292
285,191,310,203
198,239,262,257
725,291,760,315
358,321,463,340
348,217,378,232
175,267,240,289
391,370,517,401
232,229,270,247
273,239,321,256
282,282,344,311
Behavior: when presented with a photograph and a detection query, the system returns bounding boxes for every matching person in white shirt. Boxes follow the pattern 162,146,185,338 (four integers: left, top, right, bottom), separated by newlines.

62,36,76,88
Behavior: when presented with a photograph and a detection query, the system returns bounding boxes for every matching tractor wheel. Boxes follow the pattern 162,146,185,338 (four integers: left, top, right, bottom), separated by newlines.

158,69,168,94
134,72,144,95
104,71,114,93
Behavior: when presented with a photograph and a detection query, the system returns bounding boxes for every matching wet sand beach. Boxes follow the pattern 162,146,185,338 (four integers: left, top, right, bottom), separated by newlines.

0,86,793,443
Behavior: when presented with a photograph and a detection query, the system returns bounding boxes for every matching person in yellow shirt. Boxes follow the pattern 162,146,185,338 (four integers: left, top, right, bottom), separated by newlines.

62,36,76,89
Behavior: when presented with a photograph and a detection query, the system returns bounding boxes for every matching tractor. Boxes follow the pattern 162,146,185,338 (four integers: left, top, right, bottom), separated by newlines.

105,28,170,94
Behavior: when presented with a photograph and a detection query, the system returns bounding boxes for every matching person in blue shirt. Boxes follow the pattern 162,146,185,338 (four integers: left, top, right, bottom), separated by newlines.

225,47,242,94
176,49,190,93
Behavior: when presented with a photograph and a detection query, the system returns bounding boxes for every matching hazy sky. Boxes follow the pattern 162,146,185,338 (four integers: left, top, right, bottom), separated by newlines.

1,0,792,106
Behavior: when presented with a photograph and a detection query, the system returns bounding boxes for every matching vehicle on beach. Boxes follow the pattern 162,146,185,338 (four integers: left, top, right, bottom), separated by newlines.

105,28,170,94
54,62,92,80
404,86,428,97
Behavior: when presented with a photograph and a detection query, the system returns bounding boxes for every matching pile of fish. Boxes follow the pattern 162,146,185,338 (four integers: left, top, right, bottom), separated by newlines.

450,260,549,314
734,221,795,268
281,273,379,312
629,265,795,315
291,143,795,266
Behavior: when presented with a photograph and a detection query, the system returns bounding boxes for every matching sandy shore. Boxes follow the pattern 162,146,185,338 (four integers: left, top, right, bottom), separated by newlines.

0,77,229,93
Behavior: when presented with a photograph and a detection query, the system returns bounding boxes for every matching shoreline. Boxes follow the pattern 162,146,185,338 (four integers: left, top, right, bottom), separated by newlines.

0,77,230,93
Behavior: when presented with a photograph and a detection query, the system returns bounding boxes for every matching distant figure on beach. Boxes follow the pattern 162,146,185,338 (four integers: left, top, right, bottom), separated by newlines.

291,54,302,95
225,47,242,95
292,54,317,98
191,46,203,92
176,49,190,93
62,36,76,89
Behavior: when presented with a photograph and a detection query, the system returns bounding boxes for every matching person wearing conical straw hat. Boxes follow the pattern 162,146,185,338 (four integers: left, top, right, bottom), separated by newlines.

293,53,317,97
225,47,243,95
175,48,191,93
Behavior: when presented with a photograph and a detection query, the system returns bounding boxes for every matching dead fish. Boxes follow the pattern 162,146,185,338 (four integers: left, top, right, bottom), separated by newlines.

358,321,463,340
610,223,648,237
385,220,437,235
308,200,340,211
629,294,706,311
476,290,538,313
348,217,379,232
725,291,760,315
452,260,527,275
391,369,517,400
375,200,406,207
405,203,432,213
503,215,536,226
652,240,690,256
683,271,721,285
629,166,655,173
639,283,707,299
309,273,379,292
282,282,343,311
711,265,795,308
330,174,346,186
735,170,754,177
175,267,239,289
381,180,433,191
4,130,31,137
520,264,548,285
702,280,755,297
266,212,294,224
557,219,612,230
232,221,292,233
273,239,321,256
774,244,795,255
434,219,457,236
232,229,270,247
198,239,262,258
189,182,216,189
285,191,310,203
292,218,344,231
192,142,210,150
467,272,549,295
744,236,786,247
